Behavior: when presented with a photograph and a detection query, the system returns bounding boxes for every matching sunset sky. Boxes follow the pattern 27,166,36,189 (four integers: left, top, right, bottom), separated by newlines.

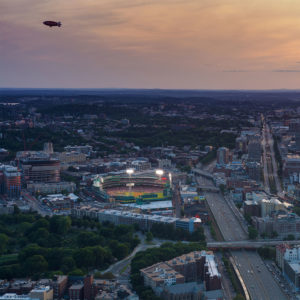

2,0,300,89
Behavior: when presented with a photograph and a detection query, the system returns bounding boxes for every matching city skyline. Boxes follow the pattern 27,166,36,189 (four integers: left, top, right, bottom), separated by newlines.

2,0,300,89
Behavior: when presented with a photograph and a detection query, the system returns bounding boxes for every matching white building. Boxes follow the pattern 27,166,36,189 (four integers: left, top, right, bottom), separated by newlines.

261,198,285,217
0,294,38,300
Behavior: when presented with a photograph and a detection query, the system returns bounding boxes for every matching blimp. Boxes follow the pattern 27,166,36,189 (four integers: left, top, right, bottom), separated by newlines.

43,21,62,28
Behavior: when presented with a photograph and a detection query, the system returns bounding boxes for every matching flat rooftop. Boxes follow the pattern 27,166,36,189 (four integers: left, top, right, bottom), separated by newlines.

123,200,173,210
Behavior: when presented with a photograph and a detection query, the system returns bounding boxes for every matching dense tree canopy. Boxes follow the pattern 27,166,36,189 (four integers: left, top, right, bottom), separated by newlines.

150,223,206,244
0,212,140,279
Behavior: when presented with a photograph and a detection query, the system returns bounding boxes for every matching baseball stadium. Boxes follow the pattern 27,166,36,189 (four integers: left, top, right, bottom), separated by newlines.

93,170,172,204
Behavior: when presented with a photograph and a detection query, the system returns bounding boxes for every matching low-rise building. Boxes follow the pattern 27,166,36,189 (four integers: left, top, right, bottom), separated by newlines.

0,294,38,300
29,286,53,300
243,200,261,217
52,275,68,299
41,193,79,213
72,206,179,231
69,284,83,300
283,260,300,291
64,145,93,156
276,244,291,270
27,182,76,194
175,218,202,233
281,246,300,292
253,213,300,238
57,152,87,164
141,262,185,290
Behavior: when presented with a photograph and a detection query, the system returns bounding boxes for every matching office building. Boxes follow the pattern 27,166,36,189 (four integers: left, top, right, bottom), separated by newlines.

0,165,21,198
43,143,53,154
289,120,300,151
217,147,229,165
253,213,300,238
261,198,285,217
246,162,261,182
64,145,92,156
20,155,60,183
247,135,261,162
283,155,300,183
235,136,247,153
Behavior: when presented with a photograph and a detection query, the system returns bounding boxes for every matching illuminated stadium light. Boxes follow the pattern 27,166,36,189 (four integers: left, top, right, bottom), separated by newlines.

126,168,134,176
155,169,164,176
169,172,172,187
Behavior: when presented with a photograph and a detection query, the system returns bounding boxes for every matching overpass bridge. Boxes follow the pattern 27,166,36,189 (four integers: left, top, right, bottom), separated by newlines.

207,239,300,250
197,185,219,192
192,168,213,179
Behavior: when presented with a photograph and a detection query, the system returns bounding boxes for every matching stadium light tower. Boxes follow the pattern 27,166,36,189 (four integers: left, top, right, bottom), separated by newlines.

168,172,172,188
126,168,134,176
156,169,164,180
126,168,134,196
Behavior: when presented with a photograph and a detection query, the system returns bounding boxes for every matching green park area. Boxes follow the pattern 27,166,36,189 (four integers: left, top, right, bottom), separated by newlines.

0,211,140,279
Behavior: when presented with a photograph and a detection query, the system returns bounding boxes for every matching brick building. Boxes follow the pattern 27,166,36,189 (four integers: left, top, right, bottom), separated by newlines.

52,276,68,299
69,284,83,300
141,251,221,298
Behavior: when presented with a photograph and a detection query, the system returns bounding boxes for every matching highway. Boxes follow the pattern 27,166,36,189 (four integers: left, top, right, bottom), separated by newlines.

261,116,283,196
232,251,286,300
196,173,288,300
204,191,247,241
264,122,283,195
261,118,271,194
196,175,247,241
